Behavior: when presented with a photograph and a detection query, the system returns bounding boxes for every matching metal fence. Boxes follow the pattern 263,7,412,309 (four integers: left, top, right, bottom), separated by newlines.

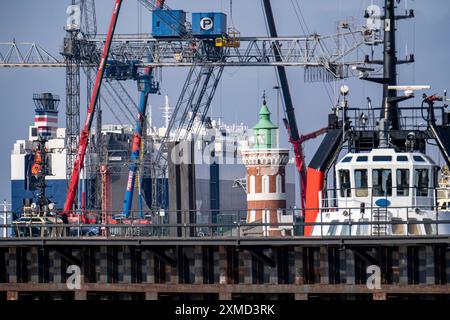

0,205,449,240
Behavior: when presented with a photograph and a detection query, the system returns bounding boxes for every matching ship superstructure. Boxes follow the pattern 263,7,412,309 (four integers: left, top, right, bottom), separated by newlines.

312,148,450,236
305,0,450,236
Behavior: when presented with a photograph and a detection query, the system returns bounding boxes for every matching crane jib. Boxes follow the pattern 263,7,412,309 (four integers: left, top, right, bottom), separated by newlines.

63,0,124,213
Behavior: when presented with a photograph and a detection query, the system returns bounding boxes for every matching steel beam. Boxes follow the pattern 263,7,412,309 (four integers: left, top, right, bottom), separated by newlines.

1,283,449,295
0,235,448,247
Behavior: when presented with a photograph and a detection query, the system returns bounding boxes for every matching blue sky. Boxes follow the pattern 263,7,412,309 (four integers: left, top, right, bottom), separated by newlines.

0,0,449,202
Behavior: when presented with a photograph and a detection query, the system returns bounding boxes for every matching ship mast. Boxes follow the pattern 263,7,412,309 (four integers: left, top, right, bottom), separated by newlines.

364,0,414,131
382,0,399,129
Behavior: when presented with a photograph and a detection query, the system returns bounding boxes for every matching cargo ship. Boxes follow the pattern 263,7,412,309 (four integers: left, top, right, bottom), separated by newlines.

10,95,297,221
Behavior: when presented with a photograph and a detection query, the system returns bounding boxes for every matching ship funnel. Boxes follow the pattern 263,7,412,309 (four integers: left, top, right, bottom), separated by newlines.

33,93,60,138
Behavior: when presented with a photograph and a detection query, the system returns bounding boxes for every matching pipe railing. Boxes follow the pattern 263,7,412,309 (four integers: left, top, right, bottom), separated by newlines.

343,105,447,131
1,205,449,239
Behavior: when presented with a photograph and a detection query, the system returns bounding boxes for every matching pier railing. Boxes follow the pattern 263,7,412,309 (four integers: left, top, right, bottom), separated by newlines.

0,205,449,240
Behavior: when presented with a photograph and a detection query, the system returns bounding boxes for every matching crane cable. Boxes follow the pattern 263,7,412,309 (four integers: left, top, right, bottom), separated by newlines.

229,0,235,28
290,0,310,35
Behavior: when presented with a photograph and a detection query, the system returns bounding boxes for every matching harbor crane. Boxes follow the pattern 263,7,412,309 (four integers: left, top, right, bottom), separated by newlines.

262,0,327,211
0,0,368,217
64,0,123,212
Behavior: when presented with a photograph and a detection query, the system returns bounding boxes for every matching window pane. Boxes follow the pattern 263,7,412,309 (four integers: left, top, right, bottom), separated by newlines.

356,156,368,162
396,169,410,196
372,169,392,196
339,170,351,197
373,156,392,161
342,157,352,163
414,169,429,197
249,176,255,194
397,155,408,162
355,169,368,197
276,175,281,193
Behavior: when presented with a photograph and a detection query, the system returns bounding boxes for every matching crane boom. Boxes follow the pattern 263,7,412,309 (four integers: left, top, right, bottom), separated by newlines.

121,67,153,217
262,0,300,142
64,0,123,212
262,0,324,210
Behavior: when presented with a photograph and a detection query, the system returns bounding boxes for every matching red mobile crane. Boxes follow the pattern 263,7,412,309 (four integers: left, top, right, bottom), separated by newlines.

288,126,327,210
63,0,123,213
65,0,323,217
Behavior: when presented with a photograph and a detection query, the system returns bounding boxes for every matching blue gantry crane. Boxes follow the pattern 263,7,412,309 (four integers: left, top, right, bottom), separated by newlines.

104,60,159,218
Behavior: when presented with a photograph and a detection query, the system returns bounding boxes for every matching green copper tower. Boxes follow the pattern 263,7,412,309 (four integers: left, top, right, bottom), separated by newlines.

253,94,278,149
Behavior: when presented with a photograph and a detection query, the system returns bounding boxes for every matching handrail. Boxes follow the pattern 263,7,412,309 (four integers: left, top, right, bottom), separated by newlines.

1,206,449,240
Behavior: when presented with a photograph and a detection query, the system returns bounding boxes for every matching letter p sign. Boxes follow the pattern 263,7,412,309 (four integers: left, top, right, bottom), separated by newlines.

200,17,213,31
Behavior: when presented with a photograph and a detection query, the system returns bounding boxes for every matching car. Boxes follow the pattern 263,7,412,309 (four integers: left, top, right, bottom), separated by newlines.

69,226,100,237
67,212,100,237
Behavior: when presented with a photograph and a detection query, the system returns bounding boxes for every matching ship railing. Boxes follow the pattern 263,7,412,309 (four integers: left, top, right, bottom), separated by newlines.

320,186,437,211
0,205,449,239
0,217,449,239
342,105,447,132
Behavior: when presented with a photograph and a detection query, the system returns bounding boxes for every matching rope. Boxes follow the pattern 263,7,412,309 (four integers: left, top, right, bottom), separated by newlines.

291,0,311,35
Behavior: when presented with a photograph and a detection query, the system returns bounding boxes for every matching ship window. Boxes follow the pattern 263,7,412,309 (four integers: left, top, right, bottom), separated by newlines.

414,169,429,197
391,218,405,235
372,169,392,196
327,220,339,236
31,128,38,137
356,156,368,162
396,169,410,197
413,155,425,162
397,155,408,162
341,156,352,163
355,169,368,197
339,170,351,197
373,156,392,161
433,167,440,188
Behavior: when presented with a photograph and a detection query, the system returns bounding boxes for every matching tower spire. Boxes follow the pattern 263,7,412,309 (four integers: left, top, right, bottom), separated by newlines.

253,95,278,149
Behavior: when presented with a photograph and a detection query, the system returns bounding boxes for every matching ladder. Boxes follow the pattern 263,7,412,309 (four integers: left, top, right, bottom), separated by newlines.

372,208,389,236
